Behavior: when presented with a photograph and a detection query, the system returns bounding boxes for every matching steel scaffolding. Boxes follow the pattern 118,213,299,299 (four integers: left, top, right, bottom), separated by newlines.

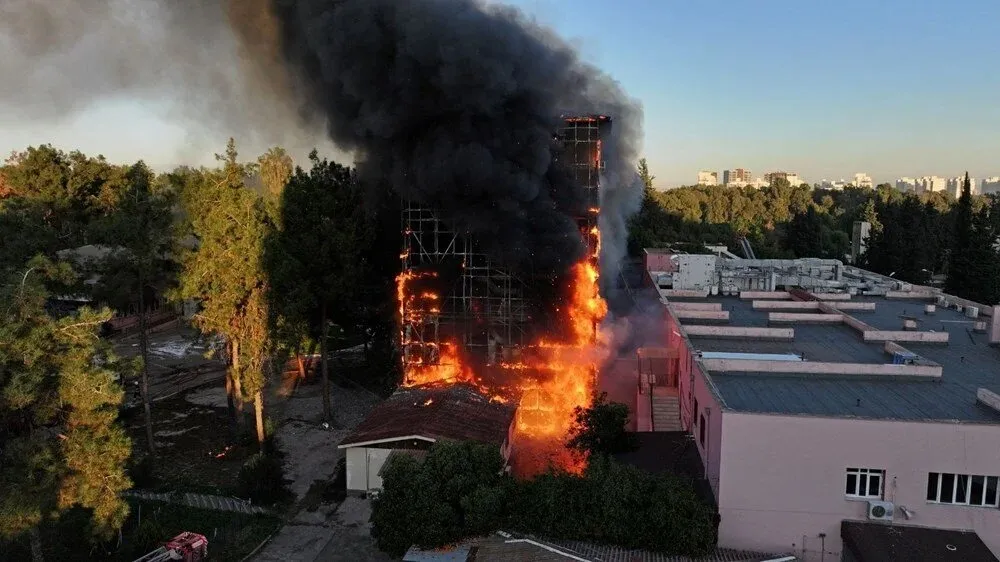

399,115,610,369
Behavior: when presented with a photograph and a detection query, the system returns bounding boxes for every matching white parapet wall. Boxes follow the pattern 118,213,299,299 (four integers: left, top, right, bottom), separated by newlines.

700,358,942,378
669,302,723,311
661,289,711,299
885,290,937,300
682,325,794,340
976,389,1000,414
811,293,853,301
862,330,950,343
740,291,791,300
674,310,730,322
767,313,844,324
753,300,876,311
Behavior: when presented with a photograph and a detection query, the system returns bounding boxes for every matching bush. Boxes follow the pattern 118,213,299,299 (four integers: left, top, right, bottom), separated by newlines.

371,441,718,559
236,453,289,505
370,441,510,556
567,392,638,458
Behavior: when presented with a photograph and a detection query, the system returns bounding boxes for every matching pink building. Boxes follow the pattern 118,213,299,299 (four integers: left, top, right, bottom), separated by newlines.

641,263,1000,561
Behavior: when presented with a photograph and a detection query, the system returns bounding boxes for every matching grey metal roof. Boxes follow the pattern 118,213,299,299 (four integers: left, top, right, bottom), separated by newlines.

685,297,1000,423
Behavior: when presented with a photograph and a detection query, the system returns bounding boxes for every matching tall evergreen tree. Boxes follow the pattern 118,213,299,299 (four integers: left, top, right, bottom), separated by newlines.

946,172,974,296
0,258,132,561
92,162,176,456
176,140,274,448
269,151,369,421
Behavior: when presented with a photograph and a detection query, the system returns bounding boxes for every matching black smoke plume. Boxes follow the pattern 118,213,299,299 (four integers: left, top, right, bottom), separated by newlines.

230,0,643,275
1,0,642,276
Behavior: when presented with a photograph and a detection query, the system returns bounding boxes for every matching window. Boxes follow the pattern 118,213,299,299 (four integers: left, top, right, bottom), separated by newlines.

698,414,706,446
845,468,884,499
693,398,699,423
927,472,1000,507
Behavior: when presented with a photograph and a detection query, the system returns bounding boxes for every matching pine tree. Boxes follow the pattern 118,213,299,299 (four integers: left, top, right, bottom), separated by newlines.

946,172,975,297
269,151,369,421
0,258,132,560
176,140,274,448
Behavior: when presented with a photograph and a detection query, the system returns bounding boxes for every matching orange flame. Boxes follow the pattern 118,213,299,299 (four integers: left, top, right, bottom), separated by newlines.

397,225,608,476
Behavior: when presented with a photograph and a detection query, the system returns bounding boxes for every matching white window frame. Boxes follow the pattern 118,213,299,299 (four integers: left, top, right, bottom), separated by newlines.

845,468,884,499
926,472,1000,508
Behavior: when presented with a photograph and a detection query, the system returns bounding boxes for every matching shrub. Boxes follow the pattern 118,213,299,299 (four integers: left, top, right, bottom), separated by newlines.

567,392,638,458
236,453,289,505
370,441,511,556
370,399,717,559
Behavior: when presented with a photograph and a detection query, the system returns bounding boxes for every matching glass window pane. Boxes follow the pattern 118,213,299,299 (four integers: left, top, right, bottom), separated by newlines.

955,474,969,504
986,477,999,507
927,473,939,501
970,476,985,506
858,474,868,496
941,473,955,503
846,473,857,495
869,473,881,497
847,467,858,473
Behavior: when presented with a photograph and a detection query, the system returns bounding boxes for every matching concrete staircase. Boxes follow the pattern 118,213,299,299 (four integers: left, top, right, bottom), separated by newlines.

651,389,682,432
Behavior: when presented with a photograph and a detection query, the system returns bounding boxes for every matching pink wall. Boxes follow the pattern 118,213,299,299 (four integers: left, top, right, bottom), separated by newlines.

664,304,725,498
644,250,677,272
718,413,1000,561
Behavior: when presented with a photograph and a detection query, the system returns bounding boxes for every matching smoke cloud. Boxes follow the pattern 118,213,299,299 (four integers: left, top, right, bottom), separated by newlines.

2,0,642,275
230,0,643,274
0,0,338,164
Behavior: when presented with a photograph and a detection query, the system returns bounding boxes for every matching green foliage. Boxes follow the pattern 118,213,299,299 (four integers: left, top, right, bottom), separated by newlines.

371,441,510,556
370,440,718,558
509,457,717,555
236,453,290,505
0,259,132,543
567,392,638,458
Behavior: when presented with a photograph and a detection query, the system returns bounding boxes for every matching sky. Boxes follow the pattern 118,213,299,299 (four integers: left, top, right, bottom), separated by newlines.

1,0,998,189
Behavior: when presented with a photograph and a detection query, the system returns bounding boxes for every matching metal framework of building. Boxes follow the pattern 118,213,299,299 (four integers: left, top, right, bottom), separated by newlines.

400,115,611,374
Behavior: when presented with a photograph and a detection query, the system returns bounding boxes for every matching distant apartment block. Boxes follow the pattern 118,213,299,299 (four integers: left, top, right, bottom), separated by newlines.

851,173,873,189
982,177,1000,195
723,168,752,187
697,170,719,186
896,177,917,192
947,176,978,198
819,179,848,190
916,176,947,193
762,171,803,187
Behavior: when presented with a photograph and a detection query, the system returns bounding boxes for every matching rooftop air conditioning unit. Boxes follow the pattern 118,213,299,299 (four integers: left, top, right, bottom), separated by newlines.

867,500,894,522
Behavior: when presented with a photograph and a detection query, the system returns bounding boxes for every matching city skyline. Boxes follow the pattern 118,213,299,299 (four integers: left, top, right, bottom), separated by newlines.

1,0,998,188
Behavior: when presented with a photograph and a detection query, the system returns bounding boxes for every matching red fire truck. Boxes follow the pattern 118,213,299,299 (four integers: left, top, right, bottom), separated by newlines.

133,532,207,562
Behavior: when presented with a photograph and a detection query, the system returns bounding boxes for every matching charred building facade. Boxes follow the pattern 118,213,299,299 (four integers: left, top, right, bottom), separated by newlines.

399,115,610,378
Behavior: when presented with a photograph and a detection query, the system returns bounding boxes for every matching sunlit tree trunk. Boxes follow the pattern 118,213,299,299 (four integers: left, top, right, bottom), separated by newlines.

253,390,266,452
137,272,156,455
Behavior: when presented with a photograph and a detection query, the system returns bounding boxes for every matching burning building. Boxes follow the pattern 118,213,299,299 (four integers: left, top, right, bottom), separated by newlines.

397,115,613,473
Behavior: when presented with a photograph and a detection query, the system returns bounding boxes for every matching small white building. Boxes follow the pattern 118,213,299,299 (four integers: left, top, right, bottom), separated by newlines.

338,384,516,495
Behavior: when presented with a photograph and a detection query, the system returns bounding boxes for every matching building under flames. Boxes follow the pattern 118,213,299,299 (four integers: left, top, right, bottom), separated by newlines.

398,115,609,373
388,115,614,475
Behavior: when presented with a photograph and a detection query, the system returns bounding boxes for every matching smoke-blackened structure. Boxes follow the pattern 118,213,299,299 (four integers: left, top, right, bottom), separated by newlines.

233,0,642,275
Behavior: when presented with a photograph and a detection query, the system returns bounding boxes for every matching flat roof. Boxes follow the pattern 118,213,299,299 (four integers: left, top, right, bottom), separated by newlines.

841,520,999,562
680,296,1000,423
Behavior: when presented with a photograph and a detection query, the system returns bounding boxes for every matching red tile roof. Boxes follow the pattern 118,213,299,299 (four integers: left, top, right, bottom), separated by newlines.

340,383,515,448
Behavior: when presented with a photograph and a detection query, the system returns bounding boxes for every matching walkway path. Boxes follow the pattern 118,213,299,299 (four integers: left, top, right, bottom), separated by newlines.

126,489,270,515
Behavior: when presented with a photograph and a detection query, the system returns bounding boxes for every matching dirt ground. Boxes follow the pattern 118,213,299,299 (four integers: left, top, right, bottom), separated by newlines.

118,324,389,560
